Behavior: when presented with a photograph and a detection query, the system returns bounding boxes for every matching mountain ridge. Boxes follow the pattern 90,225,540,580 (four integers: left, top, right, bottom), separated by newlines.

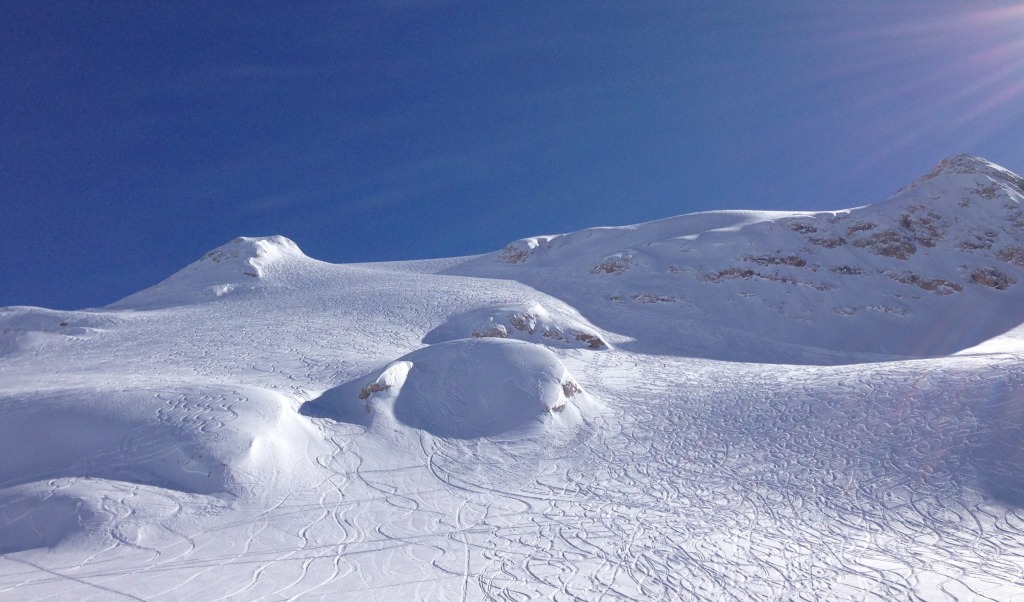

441,155,1024,359
44,154,1024,361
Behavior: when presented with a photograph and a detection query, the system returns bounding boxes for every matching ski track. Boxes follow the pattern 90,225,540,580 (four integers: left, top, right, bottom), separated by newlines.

3,258,1024,598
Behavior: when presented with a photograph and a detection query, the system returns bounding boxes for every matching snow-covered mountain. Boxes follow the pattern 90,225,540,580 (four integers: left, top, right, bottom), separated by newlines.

3,156,1024,600
453,154,1024,361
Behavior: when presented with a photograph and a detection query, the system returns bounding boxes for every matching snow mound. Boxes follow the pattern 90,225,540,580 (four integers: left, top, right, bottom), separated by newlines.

423,302,609,349
109,236,308,309
0,389,229,495
0,487,99,554
304,338,596,439
0,385,319,498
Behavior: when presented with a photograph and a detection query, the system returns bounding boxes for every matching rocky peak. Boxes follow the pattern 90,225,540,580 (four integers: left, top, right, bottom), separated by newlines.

902,154,1024,196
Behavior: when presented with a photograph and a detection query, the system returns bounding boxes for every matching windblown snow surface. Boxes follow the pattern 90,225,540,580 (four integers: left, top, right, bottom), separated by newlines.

4,155,1024,600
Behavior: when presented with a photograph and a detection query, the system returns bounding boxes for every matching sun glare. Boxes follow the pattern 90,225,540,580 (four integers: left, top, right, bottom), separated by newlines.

816,2,1024,169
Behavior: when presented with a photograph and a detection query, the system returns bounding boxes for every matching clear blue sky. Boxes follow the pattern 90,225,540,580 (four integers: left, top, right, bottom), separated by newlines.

3,1,1023,309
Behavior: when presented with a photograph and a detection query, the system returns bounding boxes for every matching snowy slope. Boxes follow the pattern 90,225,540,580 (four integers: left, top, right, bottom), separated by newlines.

452,155,1024,361
2,156,1024,600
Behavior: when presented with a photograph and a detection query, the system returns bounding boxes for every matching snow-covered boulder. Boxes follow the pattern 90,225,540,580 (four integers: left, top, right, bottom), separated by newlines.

304,338,597,439
423,302,609,350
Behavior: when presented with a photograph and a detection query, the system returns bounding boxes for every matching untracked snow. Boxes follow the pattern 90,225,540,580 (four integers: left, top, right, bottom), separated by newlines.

3,156,1024,600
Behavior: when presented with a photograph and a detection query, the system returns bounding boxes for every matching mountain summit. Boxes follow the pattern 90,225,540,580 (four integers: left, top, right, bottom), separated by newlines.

904,153,1024,191
109,235,309,309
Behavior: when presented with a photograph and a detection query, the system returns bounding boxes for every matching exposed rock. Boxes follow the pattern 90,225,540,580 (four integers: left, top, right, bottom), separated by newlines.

807,236,846,248
472,325,510,339
788,222,818,234
561,380,583,398
743,255,807,267
970,268,1015,290
704,268,756,283
851,230,917,260
574,333,607,349
589,253,634,275
997,246,1024,266
888,273,963,296
358,382,391,401
631,293,678,304
847,222,878,235
425,303,609,351
498,244,530,264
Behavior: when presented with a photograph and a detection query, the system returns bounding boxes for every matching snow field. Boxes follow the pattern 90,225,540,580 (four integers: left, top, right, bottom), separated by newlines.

3,156,1024,599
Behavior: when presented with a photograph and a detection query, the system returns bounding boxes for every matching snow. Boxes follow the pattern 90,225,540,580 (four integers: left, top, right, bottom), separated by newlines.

108,235,310,310
306,339,595,440
423,301,609,350
455,154,1024,361
3,155,1024,599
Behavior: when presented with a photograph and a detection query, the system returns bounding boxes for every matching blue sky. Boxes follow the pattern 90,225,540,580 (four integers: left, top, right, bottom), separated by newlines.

3,1,1023,309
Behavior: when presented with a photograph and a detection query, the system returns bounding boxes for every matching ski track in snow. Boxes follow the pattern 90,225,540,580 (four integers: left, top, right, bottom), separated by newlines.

4,157,1024,599
4,322,1024,599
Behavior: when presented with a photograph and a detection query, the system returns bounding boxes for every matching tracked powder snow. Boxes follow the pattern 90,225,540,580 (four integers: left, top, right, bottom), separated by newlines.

3,155,1024,599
